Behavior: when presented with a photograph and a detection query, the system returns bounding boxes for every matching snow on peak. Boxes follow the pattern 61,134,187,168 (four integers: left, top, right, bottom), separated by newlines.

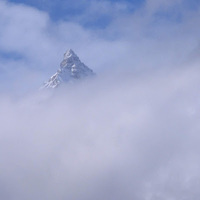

63,49,77,59
42,49,95,89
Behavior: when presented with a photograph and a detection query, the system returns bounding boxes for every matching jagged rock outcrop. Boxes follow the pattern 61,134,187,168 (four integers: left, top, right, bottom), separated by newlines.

42,49,95,89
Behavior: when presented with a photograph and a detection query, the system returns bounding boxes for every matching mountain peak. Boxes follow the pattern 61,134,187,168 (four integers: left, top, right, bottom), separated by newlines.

60,49,80,68
63,49,77,59
42,49,95,89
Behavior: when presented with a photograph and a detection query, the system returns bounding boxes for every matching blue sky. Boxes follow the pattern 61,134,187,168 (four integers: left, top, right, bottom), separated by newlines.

8,0,142,28
8,0,142,18
1,2,200,199
7,0,200,25
0,0,200,93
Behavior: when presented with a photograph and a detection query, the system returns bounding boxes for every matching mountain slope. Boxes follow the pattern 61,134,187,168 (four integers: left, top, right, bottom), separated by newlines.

42,49,95,89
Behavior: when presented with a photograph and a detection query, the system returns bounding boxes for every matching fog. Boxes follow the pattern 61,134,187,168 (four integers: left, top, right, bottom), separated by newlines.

0,63,200,200
1,0,200,199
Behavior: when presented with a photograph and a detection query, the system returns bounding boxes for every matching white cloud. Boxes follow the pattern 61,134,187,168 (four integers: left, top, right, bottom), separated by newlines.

1,0,200,94
1,1,200,198
144,0,183,13
0,63,200,199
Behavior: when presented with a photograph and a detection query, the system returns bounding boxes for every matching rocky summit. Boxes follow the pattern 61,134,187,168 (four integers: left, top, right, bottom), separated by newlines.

42,49,95,89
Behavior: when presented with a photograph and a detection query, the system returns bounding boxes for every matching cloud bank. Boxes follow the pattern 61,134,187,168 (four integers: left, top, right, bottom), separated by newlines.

1,63,200,200
0,0,200,199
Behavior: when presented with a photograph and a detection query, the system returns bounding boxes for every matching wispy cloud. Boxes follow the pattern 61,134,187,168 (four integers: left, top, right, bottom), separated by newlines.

1,1,200,199
0,63,200,199
0,0,200,94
